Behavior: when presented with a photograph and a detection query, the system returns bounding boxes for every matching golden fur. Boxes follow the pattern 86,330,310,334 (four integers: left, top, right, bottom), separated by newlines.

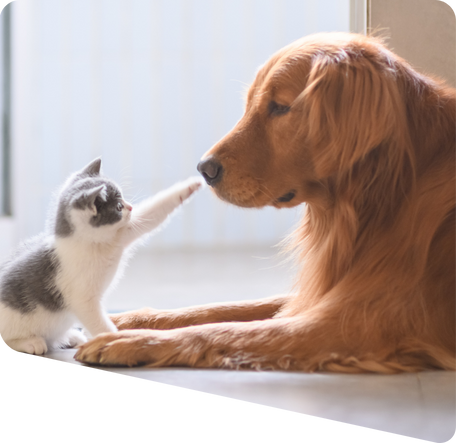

75,33,455,373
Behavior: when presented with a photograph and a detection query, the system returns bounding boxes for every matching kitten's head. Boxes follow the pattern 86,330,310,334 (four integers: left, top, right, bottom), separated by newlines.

54,158,132,241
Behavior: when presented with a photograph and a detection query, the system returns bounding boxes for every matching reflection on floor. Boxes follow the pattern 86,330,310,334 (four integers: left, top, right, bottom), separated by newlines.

44,249,455,443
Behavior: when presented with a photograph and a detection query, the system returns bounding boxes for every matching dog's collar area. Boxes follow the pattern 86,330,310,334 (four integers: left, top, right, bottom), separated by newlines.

277,191,296,202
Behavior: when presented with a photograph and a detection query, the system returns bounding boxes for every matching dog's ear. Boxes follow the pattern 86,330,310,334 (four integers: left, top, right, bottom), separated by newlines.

299,51,408,178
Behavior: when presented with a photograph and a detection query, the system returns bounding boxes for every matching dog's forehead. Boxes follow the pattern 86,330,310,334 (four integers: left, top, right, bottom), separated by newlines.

247,33,394,105
248,54,311,104
246,32,395,109
248,37,342,101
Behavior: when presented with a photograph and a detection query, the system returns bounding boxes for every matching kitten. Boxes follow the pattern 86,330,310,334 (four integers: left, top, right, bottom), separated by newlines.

0,158,204,354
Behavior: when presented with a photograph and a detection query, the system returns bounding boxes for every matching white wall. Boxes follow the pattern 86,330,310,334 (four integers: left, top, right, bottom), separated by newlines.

10,0,349,251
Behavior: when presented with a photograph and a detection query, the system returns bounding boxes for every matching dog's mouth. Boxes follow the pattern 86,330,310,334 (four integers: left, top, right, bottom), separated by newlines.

276,191,296,203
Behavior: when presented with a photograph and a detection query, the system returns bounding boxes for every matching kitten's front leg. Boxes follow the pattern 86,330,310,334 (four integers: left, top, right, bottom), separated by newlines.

70,299,117,338
7,336,48,355
122,177,204,245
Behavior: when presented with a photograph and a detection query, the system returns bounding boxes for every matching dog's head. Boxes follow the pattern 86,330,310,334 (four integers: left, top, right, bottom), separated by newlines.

198,33,412,209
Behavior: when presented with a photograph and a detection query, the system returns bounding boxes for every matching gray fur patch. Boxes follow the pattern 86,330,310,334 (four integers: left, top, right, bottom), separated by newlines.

0,233,64,313
90,182,123,227
55,202,73,237
54,167,123,237
75,157,102,179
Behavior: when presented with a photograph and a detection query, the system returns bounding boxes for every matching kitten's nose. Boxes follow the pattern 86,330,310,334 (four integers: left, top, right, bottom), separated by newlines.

197,157,223,186
125,202,133,211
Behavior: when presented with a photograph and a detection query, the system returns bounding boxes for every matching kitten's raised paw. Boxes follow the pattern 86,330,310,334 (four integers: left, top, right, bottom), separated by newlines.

178,177,206,203
7,336,48,355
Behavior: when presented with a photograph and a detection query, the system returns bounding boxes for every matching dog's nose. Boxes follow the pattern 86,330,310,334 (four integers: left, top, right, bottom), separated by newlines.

197,157,223,186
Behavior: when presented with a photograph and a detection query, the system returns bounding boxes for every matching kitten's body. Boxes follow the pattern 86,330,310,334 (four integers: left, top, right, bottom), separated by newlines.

0,158,203,354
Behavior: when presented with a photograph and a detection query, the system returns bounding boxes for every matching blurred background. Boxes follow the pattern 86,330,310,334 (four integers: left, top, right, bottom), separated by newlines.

0,0,350,310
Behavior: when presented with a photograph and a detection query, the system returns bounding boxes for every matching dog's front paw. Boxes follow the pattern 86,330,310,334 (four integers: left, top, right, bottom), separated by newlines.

110,308,160,330
74,329,171,367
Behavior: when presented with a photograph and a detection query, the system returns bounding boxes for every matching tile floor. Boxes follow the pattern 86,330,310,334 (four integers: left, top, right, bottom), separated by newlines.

44,249,455,443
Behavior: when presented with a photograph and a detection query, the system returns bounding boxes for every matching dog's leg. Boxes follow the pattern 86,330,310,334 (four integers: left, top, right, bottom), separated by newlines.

75,309,456,372
74,315,345,371
109,294,290,330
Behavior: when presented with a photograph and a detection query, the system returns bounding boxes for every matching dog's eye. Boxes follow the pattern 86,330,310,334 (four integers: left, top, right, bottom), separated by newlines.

268,101,291,117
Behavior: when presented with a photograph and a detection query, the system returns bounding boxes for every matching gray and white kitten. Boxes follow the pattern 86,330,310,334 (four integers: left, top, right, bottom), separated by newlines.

0,158,204,354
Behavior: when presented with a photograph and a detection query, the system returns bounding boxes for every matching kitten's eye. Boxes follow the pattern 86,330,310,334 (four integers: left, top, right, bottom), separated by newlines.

116,202,124,212
268,101,291,117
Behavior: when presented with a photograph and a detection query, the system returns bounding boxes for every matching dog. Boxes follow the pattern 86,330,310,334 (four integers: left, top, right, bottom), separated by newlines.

75,32,455,373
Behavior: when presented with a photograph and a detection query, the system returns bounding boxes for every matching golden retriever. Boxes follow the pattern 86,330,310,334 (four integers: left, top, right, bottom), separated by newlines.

75,33,455,373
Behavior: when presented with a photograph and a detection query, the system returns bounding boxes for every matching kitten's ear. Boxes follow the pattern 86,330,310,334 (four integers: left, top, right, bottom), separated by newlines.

72,185,107,214
78,157,102,178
